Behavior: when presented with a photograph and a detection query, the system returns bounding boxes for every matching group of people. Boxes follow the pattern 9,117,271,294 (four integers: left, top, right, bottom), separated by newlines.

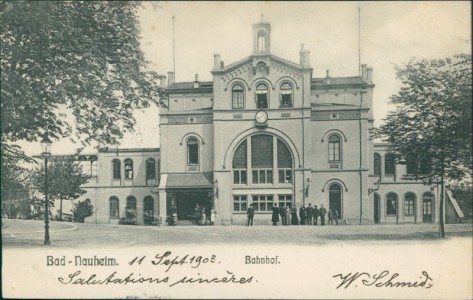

195,204,217,226
246,203,340,226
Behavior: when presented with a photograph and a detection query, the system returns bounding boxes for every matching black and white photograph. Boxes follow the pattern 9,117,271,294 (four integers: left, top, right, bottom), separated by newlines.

1,1,472,299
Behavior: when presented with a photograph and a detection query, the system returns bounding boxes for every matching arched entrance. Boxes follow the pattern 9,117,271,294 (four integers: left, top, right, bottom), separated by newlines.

374,193,380,224
329,183,342,219
143,196,154,225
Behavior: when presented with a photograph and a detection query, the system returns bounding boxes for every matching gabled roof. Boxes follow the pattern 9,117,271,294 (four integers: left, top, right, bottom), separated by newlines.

212,54,310,74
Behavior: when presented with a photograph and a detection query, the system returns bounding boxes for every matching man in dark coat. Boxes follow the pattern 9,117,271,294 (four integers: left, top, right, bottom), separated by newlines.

313,205,320,226
299,204,306,225
306,203,314,225
319,204,327,226
247,203,255,226
291,205,298,225
272,203,279,226
279,205,286,225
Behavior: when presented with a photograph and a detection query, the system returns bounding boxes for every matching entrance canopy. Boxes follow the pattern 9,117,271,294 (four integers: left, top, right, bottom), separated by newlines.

166,173,214,189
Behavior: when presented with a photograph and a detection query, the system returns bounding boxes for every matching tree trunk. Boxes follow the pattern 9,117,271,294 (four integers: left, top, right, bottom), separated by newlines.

59,199,63,221
439,166,446,238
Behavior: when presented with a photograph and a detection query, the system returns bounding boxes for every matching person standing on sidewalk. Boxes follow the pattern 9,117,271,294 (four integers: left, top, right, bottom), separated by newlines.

334,209,339,225
328,209,334,225
319,204,327,226
286,205,292,225
247,203,255,226
272,203,279,226
291,205,299,225
299,204,306,225
306,203,314,225
279,205,286,225
313,205,320,226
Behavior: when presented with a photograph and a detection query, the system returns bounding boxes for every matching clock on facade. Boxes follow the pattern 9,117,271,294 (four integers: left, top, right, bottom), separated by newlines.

255,110,268,124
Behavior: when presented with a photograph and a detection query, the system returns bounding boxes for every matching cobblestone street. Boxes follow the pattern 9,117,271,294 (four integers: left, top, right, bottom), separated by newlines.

2,219,472,248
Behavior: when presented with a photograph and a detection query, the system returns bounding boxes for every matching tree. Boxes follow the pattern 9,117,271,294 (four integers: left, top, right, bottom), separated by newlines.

32,158,90,221
375,54,472,238
72,199,94,223
1,1,161,152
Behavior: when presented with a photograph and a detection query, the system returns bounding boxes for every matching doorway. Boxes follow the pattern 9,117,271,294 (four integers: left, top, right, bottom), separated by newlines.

167,190,213,222
374,193,380,224
329,183,342,219
423,195,434,223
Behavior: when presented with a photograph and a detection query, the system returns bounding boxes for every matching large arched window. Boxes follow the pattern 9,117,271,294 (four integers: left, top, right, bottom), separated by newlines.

232,84,244,109
126,196,137,220
124,159,133,180
143,196,154,225
279,82,293,107
386,193,398,216
256,83,269,109
187,138,199,165
146,158,156,180
112,159,121,179
109,196,119,219
233,140,247,184
385,153,395,175
277,139,292,183
404,192,416,216
232,134,293,187
374,153,381,176
329,183,342,219
251,135,273,184
328,135,341,162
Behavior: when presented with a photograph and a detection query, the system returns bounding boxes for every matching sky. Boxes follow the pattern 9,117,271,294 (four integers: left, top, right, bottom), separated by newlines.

21,1,471,155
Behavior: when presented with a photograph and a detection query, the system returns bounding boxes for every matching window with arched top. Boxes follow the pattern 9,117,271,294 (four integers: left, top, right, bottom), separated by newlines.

385,153,395,175
404,193,416,216
232,84,244,109
109,196,119,219
143,196,154,225
233,140,247,184
374,153,381,176
124,159,133,180
112,159,121,179
126,196,137,219
146,158,156,180
187,138,199,165
328,135,341,162
256,83,269,109
386,193,398,216
257,30,266,51
329,183,342,218
279,82,293,107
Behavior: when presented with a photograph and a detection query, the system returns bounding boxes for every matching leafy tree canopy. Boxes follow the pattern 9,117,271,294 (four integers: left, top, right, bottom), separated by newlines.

73,199,94,223
375,54,472,183
1,1,161,148
32,158,90,203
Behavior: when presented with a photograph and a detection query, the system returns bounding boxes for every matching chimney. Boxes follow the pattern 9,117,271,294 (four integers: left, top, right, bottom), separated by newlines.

220,61,225,68
299,43,310,67
361,64,367,79
158,75,167,87
214,53,221,69
366,67,373,83
193,73,199,88
167,71,175,86
325,69,331,85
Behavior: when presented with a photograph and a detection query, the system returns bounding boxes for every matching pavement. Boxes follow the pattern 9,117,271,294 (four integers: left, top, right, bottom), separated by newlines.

2,219,472,248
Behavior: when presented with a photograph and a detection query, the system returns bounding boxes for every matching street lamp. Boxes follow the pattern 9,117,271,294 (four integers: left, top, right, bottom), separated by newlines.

41,134,52,245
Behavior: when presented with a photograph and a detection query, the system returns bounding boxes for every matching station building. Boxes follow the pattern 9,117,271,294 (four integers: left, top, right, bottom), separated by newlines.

75,20,463,225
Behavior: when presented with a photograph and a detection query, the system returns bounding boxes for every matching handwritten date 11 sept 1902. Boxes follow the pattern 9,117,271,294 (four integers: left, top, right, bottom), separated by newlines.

129,252,217,272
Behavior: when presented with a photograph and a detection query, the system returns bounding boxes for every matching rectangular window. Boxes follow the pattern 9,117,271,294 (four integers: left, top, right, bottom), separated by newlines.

405,199,414,216
90,161,97,177
329,143,340,161
233,195,247,212
233,170,247,184
252,169,272,184
278,195,292,208
278,169,292,183
252,195,273,212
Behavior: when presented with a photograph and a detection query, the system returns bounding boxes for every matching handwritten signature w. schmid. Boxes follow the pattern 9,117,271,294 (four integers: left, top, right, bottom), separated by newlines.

333,270,433,289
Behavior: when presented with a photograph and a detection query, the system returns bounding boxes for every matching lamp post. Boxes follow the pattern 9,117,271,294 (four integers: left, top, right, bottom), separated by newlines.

41,134,52,245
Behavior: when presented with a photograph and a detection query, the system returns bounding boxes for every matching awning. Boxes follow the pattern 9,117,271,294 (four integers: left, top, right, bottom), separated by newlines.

166,173,214,189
